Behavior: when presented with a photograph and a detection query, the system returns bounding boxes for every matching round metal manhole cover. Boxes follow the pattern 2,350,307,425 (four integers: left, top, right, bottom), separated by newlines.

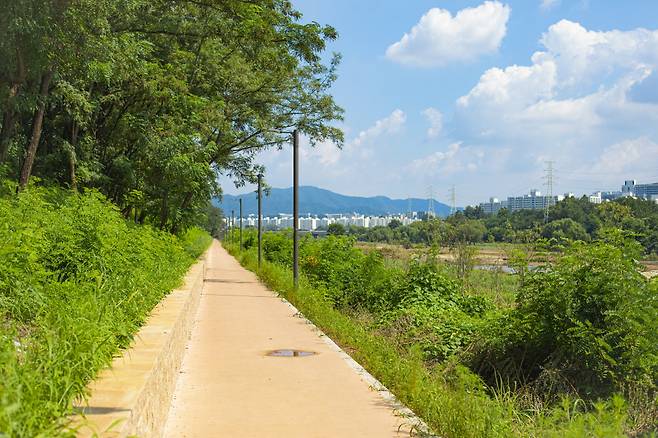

266,349,317,357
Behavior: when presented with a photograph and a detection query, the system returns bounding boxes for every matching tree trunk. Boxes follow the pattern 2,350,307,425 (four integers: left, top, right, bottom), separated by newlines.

18,70,54,190
0,83,20,163
68,121,78,190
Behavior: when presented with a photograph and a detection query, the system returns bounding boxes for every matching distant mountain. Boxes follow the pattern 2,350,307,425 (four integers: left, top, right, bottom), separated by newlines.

214,186,452,217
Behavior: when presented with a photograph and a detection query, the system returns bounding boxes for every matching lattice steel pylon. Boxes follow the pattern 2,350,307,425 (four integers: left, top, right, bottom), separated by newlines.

449,185,456,216
427,186,435,219
543,161,555,223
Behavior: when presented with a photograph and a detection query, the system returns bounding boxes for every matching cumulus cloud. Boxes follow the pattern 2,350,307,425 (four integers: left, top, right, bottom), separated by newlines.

385,1,511,67
301,109,406,167
422,107,443,139
351,109,406,149
408,143,485,176
589,137,658,178
454,19,658,190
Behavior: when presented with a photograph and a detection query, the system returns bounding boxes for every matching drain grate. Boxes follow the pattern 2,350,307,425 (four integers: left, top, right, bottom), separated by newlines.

266,349,316,357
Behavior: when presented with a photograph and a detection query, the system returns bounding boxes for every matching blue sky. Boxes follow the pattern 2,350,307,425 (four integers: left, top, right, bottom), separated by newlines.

221,0,658,206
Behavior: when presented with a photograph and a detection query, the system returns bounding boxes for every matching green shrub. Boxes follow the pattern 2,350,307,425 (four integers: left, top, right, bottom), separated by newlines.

472,241,658,399
180,226,213,258
262,231,293,266
0,185,210,436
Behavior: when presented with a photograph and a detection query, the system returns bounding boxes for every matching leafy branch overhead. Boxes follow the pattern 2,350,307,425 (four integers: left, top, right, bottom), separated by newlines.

0,0,344,231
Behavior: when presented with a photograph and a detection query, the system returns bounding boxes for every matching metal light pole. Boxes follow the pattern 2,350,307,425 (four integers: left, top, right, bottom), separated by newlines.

292,129,299,289
257,173,263,269
239,198,243,250
231,209,235,247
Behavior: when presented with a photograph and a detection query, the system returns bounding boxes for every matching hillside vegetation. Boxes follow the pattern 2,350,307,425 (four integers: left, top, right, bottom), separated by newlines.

228,231,658,437
0,181,211,436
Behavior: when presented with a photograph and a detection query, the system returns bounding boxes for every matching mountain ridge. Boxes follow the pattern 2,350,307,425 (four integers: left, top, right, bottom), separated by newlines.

214,186,452,217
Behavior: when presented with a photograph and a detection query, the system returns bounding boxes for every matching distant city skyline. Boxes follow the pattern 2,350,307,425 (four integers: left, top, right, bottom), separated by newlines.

219,0,658,205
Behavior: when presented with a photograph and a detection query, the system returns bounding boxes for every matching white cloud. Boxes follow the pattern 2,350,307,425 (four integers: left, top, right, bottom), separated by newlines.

589,137,658,178
351,109,406,149
454,20,658,186
306,139,342,166
422,107,443,139
408,143,485,176
445,19,658,199
385,1,511,67
301,109,406,168
540,0,560,11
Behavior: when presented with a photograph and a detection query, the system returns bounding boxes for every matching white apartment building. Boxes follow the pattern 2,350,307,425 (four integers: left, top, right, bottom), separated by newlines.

589,192,603,204
479,197,507,214
233,213,420,231
506,190,564,212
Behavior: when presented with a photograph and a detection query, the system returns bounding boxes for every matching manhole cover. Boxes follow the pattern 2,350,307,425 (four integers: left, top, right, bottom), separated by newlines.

266,349,316,357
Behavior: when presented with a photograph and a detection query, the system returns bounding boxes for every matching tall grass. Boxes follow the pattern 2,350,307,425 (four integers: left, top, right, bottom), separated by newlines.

0,182,211,436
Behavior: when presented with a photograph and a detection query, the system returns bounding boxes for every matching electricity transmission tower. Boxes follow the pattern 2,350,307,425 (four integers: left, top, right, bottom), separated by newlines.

543,161,555,223
427,186,435,218
449,185,456,216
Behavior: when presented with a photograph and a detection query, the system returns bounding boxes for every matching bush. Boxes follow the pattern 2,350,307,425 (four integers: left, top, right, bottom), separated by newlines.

541,218,590,243
0,185,210,436
472,241,658,398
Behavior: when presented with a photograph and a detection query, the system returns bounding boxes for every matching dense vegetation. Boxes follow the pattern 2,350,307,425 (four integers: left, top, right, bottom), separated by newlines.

1,0,342,232
229,230,658,437
341,196,658,256
0,181,211,436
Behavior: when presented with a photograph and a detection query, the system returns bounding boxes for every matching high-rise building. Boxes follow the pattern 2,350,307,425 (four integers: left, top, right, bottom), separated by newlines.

506,190,564,212
622,180,658,200
479,197,507,214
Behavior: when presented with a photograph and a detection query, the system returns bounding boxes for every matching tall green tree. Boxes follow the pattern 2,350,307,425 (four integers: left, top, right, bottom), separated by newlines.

0,0,344,232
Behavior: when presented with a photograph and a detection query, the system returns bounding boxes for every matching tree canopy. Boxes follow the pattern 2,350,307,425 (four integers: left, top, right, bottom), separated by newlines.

0,0,343,232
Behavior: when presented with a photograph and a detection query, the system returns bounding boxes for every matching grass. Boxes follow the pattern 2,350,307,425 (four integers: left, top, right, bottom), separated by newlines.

224,241,632,437
0,183,211,436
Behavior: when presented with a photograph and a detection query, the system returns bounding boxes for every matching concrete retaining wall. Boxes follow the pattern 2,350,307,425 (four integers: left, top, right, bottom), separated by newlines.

74,251,207,437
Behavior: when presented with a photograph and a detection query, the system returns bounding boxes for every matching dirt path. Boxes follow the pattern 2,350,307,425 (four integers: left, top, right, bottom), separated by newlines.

163,241,417,437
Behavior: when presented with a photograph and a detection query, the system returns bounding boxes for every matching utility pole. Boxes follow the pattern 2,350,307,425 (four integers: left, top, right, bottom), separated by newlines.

239,198,243,250
231,209,235,246
257,173,263,269
292,129,300,289
450,185,457,216
543,161,555,223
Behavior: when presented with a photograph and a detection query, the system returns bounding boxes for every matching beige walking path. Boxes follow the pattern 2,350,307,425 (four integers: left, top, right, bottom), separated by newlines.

163,241,420,438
